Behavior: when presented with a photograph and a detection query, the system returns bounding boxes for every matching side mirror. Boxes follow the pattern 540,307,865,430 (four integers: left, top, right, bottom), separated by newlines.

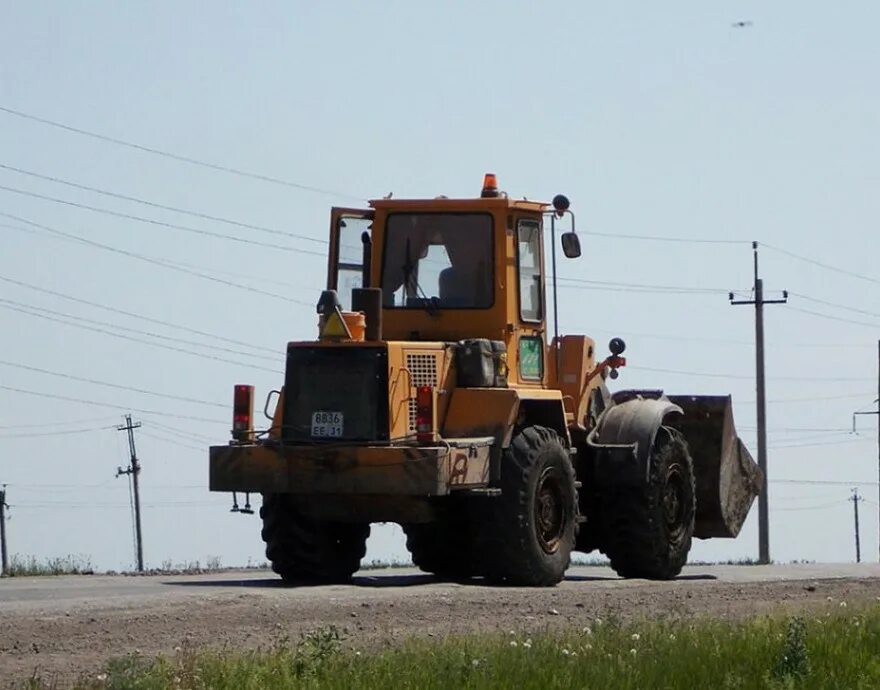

561,232,581,259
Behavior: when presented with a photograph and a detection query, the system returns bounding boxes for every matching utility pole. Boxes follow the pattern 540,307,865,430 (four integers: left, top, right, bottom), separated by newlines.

0,486,8,576
852,342,879,562
851,488,863,563
730,241,787,565
116,415,144,572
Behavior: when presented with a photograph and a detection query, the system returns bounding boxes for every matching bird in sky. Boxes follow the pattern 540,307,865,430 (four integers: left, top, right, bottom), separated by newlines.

732,20,753,28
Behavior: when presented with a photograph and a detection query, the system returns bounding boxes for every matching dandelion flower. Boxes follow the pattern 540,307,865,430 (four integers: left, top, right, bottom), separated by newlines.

523,640,533,649
585,643,593,651
562,649,570,656
96,674,108,682
630,648,638,656
840,601,848,608
631,633,640,641
582,626,592,635
595,618,604,626
826,596,834,602
510,640,518,647
669,633,676,641
472,659,481,668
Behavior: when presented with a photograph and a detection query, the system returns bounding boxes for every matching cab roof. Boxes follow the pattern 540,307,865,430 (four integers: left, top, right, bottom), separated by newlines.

368,196,549,214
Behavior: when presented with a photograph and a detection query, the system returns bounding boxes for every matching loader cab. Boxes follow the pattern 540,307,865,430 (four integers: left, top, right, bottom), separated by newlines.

326,176,578,387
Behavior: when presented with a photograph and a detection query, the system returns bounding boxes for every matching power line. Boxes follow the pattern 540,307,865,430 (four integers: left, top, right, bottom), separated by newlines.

769,437,871,450
628,364,863,383
785,305,880,330
771,478,880,487
0,104,364,201
0,297,279,363
0,425,117,439
0,384,228,424
791,292,880,321
138,430,204,452
0,212,311,305
557,276,732,294
583,229,748,245
0,273,279,354
0,162,327,245
739,392,876,404
763,243,880,287
0,301,283,374
0,183,328,257
0,360,227,408
771,501,843,512
0,415,119,430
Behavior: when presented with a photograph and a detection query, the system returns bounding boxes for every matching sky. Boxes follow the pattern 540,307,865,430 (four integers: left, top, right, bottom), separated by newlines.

0,2,878,572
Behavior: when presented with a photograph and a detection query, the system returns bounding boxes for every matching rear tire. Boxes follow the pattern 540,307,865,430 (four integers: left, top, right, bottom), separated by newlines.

478,425,577,586
403,499,478,579
600,427,695,579
260,494,369,584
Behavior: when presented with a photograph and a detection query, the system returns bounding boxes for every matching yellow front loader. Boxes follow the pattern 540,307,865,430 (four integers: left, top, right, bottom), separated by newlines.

209,174,761,586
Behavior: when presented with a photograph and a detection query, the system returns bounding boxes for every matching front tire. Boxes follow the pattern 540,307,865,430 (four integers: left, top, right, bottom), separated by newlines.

600,427,695,579
479,425,577,586
260,494,370,584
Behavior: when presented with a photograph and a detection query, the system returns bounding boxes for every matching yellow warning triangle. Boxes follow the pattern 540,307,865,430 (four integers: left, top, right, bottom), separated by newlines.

321,308,352,339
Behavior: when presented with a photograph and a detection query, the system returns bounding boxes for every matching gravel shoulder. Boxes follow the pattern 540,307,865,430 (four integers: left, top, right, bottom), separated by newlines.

2,564,880,685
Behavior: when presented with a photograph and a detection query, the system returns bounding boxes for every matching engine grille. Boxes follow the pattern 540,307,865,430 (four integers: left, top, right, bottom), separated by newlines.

406,352,439,433
283,346,388,442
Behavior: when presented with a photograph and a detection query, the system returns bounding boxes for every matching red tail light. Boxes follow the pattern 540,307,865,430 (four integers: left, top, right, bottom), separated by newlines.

232,384,254,441
415,385,434,442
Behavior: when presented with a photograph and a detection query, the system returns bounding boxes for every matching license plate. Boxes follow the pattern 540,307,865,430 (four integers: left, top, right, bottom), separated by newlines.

311,411,343,438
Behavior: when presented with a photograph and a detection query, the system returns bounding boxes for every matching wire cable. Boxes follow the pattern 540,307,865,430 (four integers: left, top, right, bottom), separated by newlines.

0,162,328,245
790,292,880,320
0,297,279,363
763,243,880,287
0,360,227,408
583,229,749,245
0,212,312,306
0,301,283,374
0,183,329,257
628,364,864,383
785,305,880,330
0,384,228,424
0,273,280,354
0,104,365,201
0,425,117,439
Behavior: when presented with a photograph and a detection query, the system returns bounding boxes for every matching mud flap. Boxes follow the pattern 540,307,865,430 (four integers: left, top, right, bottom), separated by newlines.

666,395,762,539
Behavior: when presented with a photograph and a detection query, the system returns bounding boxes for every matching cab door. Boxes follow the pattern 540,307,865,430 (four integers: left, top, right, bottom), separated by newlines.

514,216,547,385
328,208,374,308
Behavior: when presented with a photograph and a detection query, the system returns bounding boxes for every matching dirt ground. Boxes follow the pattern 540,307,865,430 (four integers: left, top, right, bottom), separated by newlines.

2,568,880,685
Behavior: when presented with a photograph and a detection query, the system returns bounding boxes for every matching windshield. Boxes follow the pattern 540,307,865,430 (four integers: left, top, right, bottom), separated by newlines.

382,213,493,309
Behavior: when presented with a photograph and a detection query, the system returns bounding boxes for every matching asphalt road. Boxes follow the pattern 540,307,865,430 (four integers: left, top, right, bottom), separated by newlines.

3,563,880,682
3,563,880,614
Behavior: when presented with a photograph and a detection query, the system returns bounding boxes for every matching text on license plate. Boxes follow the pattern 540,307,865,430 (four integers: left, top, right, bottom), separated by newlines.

311,411,343,438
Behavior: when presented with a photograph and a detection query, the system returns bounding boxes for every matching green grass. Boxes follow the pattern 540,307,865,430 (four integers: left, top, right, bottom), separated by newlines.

2,554,94,577
26,603,880,689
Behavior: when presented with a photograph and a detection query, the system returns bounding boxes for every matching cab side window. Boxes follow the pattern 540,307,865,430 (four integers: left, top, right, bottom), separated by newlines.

516,219,543,322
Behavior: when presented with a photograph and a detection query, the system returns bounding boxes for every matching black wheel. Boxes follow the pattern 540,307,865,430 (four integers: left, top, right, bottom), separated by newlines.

478,425,577,586
260,494,370,584
403,502,478,579
600,426,695,579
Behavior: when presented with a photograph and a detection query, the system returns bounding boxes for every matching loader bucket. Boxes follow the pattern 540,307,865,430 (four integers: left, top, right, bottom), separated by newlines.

666,395,763,539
